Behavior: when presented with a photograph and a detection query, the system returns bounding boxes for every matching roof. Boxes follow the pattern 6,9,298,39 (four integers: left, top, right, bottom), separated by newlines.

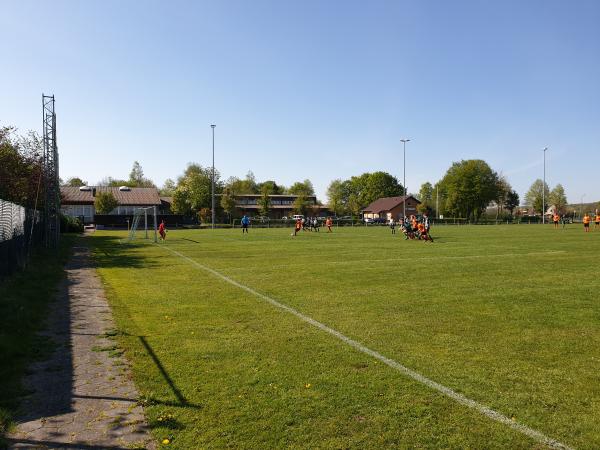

362,195,420,213
60,186,161,206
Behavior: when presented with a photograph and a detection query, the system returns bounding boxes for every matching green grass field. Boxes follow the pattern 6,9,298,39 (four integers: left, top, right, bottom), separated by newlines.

90,224,600,449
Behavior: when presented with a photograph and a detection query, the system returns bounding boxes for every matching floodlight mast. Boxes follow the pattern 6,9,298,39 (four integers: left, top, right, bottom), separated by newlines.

42,94,60,249
400,139,410,219
211,124,216,230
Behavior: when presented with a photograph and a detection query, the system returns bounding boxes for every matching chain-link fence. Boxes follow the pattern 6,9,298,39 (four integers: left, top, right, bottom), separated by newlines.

0,199,43,277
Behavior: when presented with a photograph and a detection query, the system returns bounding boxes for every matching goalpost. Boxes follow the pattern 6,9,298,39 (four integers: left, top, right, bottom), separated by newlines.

125,206,158,243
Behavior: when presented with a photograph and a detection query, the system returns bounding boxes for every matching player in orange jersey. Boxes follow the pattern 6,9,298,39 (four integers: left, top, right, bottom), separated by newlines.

583,213,591,232
595,212,600,229
325,217,333,233
552,213,560,229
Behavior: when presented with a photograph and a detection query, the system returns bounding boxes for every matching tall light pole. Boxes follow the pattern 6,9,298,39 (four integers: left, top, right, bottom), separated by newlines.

542,147,547,224
581,194,585,219
211,124,216,229
400,139,410,219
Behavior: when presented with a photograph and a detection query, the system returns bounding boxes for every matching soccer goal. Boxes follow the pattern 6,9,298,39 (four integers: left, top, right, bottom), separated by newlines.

124,206,158,243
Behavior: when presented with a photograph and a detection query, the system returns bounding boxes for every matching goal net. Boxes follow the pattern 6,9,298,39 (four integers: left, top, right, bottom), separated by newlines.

124,206,158,243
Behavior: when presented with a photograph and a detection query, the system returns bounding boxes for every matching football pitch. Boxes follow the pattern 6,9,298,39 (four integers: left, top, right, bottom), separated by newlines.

90,224,600,449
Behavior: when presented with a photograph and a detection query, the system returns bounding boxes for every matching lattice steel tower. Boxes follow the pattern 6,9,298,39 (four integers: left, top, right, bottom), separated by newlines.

43,94,60,248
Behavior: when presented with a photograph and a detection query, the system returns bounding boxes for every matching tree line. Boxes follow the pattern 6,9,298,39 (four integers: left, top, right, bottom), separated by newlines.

3,123,582,220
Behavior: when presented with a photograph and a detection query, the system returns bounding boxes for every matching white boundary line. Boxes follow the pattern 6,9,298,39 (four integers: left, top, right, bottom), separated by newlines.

160,244,573,450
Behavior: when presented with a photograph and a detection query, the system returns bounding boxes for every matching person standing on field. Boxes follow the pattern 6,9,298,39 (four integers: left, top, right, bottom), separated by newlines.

389,218,396,235
583,213,591,232
326,217,333,233
158,220,167,240
241,215,250,234
595,212,600,229
553,213,560,229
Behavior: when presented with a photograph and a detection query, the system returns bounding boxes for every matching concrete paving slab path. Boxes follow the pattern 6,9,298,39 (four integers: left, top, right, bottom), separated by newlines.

8,241,156,450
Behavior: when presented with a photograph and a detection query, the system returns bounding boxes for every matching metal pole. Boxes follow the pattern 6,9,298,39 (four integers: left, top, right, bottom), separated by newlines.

581,194,585,219
144,209,148,239
153,206,157,243
400,139,410,219
211,124,216,229
542,147,547,224
436,185,439,219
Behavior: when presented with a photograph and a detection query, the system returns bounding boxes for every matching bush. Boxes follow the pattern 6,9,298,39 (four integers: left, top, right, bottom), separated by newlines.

60,214,83,233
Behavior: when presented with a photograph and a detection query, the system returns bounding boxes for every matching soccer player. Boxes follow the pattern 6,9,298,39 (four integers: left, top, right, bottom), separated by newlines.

313,217,320,232
158,220,167,240
417,221,434,242
389,218,396,235
292,218,302,236
241,215,250,234
595,212,600,229
583,213,591,232
326,217,333,233
553,213,560,229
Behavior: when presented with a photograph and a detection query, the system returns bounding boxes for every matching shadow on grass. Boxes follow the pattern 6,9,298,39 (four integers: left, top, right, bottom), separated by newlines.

88,235,158,269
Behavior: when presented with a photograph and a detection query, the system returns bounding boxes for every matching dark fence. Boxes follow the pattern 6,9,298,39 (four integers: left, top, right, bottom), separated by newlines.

0,199,43,277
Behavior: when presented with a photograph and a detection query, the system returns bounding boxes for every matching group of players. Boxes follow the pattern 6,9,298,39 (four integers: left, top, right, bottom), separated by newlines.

292,216,333,236
390,214,434,242
551,212,600,232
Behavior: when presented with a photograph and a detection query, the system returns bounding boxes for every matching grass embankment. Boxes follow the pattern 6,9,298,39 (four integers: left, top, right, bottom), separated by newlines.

0,236,73,446
90,225,600,449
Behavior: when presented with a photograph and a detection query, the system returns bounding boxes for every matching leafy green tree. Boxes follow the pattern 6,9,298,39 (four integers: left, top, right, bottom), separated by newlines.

504,190,520,215
171,163,220,216
64,177,87,187
549,184,567,215
347,193,362,219
524,179,550,214
287,179,315,196
326,179,347,216
437,160,499,221
220,186,237,222
94,191,118,214
128,161,155,187
293,194,311,215
258,183,273,217
347,172,403,207
257,180,285,195
417,182,434,214
0,126,45,208
160,178,176,196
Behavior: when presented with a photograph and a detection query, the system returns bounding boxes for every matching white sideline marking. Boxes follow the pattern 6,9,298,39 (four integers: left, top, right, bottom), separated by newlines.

160,244,573,450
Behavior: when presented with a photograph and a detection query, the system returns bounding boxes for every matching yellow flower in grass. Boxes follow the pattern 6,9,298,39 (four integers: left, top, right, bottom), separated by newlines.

162,438,170,445
305,383,311,388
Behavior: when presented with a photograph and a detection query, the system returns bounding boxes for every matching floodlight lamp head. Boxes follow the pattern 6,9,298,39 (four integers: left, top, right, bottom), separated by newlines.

211,124,216,128
543,147,548,151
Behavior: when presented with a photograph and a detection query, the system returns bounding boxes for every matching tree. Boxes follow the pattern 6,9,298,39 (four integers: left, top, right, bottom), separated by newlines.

504,190,520,215
293,194,311,215
437,160,500,221
171,163,219,216
0,126,45,208
258,183,273,217
64,177,87,187
287,179,315,196
524,179,550,214
94,191,118,214
549,184,567,215
160,178,176,196
326,179,347,216
257,180,285,195
128,161,155,187
347,193,362,219
417,182,434,215
347,172,403,208
220,186,237,222
98,177,134,187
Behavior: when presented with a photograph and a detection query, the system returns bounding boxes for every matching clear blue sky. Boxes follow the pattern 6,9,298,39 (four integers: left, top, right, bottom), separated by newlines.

1,0,599,204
